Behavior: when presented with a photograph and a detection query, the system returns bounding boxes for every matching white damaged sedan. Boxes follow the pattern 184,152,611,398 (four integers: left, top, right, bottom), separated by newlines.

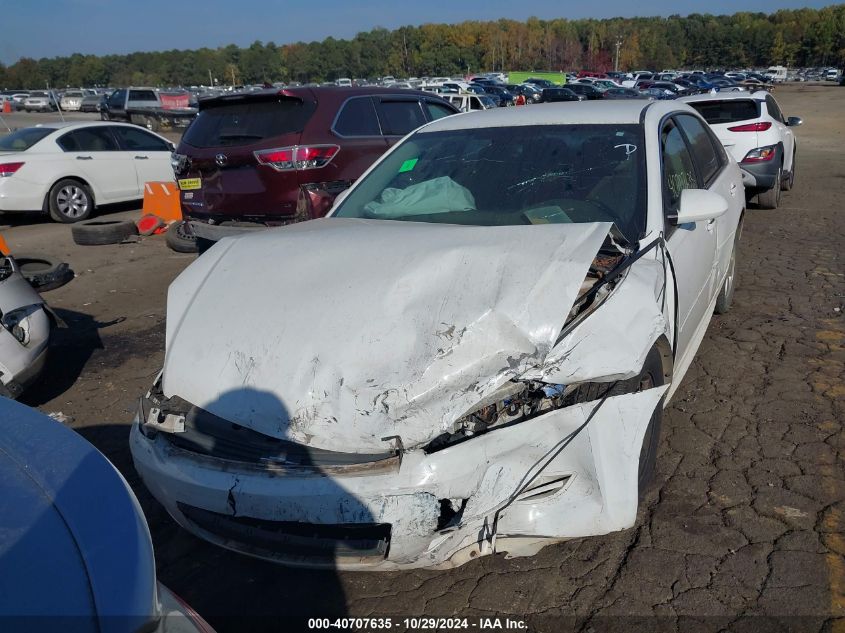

131,100,744,570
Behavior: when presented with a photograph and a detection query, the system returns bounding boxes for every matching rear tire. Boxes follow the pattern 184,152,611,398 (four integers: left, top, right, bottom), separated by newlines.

714,239,738,314
782,151,796,191
48,179,93,223
757,167,782,209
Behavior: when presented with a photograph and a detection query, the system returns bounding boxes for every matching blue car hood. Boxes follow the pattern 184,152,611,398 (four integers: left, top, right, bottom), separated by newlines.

0,398,157,632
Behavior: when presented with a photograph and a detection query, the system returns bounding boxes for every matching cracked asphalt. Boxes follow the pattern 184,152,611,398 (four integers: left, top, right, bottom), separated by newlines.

2,84,842,632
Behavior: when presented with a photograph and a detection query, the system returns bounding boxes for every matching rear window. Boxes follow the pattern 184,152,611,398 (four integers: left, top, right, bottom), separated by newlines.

0,127,53,151
182,98,316,148
688,100,761,125
128,90,158,101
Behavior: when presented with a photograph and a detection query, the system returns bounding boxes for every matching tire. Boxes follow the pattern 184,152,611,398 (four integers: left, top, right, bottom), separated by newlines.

48,179,93,223
782,151,796,191
71,220,138,246
165,221,198,253
635,346,665,496
13,255,73,292
757,167,782,209
567,346,665,496
145,116,161,132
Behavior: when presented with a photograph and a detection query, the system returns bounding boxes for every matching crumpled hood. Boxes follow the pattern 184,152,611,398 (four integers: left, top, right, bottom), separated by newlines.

163,218,611,452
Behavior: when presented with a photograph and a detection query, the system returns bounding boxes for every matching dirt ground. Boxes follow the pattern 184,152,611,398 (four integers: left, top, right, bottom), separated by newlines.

1,84,843,632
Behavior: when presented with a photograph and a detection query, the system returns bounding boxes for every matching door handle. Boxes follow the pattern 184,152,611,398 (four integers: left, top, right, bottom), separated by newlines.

76,156,93,160
134,155,149,160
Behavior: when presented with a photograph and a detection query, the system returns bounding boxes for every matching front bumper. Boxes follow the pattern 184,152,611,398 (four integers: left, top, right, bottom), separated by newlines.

131,386,666,570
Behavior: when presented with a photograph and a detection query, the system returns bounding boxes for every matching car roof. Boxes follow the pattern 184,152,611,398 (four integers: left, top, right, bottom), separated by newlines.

19,121,155,132
199,86,446,109
420,100,654,132
679,90,768,104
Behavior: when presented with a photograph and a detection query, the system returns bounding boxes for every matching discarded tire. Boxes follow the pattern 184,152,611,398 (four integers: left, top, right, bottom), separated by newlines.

14,255,73,292
165,221,198,253
71,220,139,246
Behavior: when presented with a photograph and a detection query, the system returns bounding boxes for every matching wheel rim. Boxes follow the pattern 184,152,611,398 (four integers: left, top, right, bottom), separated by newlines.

55,186,89,218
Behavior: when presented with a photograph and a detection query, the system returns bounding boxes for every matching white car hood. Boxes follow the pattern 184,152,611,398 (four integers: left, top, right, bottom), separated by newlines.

163,218,611,452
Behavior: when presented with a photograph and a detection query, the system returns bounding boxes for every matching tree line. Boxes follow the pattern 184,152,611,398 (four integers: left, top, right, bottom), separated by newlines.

2,5,844,89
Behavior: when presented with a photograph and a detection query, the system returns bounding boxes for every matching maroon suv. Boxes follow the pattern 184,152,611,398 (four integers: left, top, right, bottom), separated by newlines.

172,87,459,245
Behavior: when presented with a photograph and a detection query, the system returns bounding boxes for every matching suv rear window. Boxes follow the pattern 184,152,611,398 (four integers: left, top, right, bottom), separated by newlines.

688,100,761,125
183,98,316,148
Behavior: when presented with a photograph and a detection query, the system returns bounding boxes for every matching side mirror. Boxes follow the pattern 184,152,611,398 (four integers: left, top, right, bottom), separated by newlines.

673,189,729,224
167,141,176,151
786,116,803,127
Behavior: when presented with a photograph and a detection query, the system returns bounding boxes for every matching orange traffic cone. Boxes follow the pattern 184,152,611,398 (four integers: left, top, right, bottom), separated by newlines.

1,100,11,113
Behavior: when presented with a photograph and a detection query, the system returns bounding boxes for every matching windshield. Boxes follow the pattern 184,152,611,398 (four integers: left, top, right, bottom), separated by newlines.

334,124,646,241
0,127,53,151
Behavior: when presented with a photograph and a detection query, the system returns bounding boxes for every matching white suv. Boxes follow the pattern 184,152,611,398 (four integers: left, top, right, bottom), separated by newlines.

680,91,802,209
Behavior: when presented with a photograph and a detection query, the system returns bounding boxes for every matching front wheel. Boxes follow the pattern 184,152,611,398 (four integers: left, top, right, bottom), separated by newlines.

636,346,666,496
48,179,93,223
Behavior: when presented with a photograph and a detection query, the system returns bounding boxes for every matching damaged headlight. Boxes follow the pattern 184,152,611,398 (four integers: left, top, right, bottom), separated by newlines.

425,375,645,454
426,381,571,453
1,305,41,345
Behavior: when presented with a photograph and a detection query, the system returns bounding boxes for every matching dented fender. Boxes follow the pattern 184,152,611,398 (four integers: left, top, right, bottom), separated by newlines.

524,255,671,385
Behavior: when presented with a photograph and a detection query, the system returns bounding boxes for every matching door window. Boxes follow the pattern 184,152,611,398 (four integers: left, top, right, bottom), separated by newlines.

675,114,721,186
333,97,381,136
108,90,125,109
661,120,698,217
378,100,427,136
112,126,170,151
58,127,120,152
425,101,455,120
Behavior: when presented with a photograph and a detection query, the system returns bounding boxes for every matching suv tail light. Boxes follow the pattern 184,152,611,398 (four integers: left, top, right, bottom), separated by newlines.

741,145,777,163
254,145,339,171
0,162,24,177
728,121,772,132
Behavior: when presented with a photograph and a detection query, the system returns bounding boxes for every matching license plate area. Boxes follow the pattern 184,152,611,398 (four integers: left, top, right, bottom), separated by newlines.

178,178,201,190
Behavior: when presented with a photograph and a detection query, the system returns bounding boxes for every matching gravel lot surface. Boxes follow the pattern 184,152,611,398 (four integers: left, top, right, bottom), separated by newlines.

1,84,842,632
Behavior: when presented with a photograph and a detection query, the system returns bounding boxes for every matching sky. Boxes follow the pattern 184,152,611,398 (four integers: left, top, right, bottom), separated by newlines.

0,0,835,64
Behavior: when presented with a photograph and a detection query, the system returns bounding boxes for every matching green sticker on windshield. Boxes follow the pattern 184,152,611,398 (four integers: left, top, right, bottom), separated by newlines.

399,158,418,173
